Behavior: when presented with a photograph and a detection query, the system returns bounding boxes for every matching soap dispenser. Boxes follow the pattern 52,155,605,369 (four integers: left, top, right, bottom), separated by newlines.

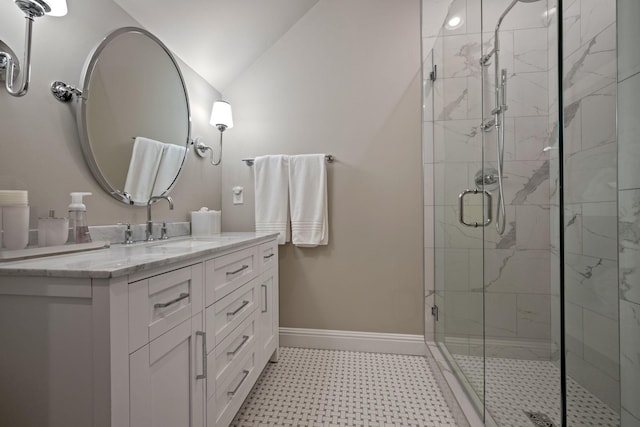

68,192,92,243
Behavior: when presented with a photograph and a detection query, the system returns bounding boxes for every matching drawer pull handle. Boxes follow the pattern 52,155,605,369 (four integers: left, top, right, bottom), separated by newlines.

263,253,275,259
154,292,189,309
227,369,250,397
226,264,249,276
261,284,268,313
227,300,250,317
196,331,207,380
227,335,250,357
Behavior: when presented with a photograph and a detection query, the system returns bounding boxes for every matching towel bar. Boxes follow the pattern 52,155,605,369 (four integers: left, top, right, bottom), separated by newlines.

241,155,334,166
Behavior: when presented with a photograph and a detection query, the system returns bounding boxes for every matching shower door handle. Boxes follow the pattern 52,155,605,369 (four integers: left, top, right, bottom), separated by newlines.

458,189,492,227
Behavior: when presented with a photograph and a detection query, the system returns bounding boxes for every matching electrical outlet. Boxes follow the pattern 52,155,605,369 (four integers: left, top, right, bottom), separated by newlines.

232,186,243,205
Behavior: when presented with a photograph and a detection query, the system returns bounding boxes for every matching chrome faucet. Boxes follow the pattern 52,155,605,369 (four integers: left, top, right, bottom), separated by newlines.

146,196,174,241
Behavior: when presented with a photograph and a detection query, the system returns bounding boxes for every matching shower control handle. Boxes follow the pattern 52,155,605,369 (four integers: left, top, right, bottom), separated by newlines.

458,189,493,227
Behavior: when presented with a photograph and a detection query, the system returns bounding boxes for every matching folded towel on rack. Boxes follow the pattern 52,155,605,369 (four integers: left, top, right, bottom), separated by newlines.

124,137,165,203
152,143,186,196
254,155,290,245
289,154,328,247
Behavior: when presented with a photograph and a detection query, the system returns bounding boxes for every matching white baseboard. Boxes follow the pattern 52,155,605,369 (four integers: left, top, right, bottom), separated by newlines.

279,327,428,356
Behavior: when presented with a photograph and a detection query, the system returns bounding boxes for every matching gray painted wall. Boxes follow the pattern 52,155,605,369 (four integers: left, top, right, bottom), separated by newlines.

1,0,425,336
220,0,425,335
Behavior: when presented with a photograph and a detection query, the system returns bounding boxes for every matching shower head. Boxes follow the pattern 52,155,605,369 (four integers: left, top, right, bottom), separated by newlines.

498,0,542,24
480,0,543,65
14,0,50,18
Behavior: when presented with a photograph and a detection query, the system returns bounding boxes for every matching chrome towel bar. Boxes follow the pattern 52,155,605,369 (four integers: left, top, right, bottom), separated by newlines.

241,154,334,166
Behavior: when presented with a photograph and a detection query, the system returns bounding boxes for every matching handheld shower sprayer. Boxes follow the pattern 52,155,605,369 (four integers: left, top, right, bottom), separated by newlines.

480,0,542,235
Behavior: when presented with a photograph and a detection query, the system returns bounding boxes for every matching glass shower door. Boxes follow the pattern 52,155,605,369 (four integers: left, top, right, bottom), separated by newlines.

428,0,487,417
427,1,623,425
428,0,563,424
479,0,562,425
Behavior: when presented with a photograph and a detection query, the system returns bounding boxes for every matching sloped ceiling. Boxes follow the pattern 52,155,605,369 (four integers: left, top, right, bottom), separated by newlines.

113,0,319,92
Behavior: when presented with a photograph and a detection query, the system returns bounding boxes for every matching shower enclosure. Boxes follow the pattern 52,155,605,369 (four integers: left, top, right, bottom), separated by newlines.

423,0,627,425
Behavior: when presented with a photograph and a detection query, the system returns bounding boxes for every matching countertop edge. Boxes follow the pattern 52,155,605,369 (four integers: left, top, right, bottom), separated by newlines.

0,233,279,280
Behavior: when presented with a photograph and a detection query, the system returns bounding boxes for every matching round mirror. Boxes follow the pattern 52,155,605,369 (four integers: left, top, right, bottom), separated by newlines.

77,27,191,206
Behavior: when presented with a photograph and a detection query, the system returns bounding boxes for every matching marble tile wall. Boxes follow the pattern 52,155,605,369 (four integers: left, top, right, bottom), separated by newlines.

617,0,640,424
428,0,554,359
561,0,620,412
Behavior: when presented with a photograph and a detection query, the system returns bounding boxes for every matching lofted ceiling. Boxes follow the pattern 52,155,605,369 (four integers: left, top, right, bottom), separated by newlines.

113,0,452,92
113,0,319,92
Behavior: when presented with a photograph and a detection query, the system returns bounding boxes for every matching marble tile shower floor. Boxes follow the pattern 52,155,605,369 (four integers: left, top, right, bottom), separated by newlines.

453,355,620,427
231,347,458,427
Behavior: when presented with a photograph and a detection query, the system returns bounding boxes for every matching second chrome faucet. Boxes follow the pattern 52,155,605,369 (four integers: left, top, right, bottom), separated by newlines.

146,195,174,241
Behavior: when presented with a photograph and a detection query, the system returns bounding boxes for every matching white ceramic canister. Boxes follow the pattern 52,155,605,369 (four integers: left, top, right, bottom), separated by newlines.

0,190,29,250
2,205,30,250
38,210,69,247
191,207,221,235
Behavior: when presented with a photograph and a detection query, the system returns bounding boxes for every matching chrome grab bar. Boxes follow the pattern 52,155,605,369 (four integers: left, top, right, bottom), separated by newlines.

196,331,207,380
227,335,250,357
227,300,250,317
227,370,250,396
458,189,493,227
154,292,189,309
226,265,249,276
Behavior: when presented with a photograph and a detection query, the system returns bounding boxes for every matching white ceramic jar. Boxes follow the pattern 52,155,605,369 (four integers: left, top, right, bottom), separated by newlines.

0,191,30,250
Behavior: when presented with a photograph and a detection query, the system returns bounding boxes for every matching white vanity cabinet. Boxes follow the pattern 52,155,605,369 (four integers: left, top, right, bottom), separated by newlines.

0,234,278,427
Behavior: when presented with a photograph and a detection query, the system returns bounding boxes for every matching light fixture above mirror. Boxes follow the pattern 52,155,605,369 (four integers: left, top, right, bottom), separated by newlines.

195,100,234,166
0,0,68,97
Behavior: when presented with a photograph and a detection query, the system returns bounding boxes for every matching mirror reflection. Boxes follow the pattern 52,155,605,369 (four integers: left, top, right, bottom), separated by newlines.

77,27,190,205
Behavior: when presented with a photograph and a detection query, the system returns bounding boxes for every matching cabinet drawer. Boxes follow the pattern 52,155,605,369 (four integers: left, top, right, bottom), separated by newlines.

207,350,257,427
205,277,258,352
129,264,204,353
206,310,257,401
258,239,278,272
205,246,257,306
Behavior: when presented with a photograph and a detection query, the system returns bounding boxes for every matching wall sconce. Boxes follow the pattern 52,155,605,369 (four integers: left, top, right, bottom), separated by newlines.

195,100,234,166
0,0,68,97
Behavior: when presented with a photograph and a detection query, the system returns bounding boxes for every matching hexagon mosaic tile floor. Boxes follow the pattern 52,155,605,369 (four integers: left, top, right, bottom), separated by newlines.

454,355,620,427
231,347,458,427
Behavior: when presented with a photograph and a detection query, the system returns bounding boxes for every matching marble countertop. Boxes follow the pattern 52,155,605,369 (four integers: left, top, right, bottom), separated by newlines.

0,232,278,279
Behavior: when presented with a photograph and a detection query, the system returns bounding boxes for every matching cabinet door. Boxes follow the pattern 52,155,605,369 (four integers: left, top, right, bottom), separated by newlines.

130,314,206,427
257,268,279,366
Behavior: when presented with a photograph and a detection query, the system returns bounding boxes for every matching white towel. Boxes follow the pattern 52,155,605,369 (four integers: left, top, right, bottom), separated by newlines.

254,155,290,245
124,137,165,203
288,154,328,247
152,143,186,196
